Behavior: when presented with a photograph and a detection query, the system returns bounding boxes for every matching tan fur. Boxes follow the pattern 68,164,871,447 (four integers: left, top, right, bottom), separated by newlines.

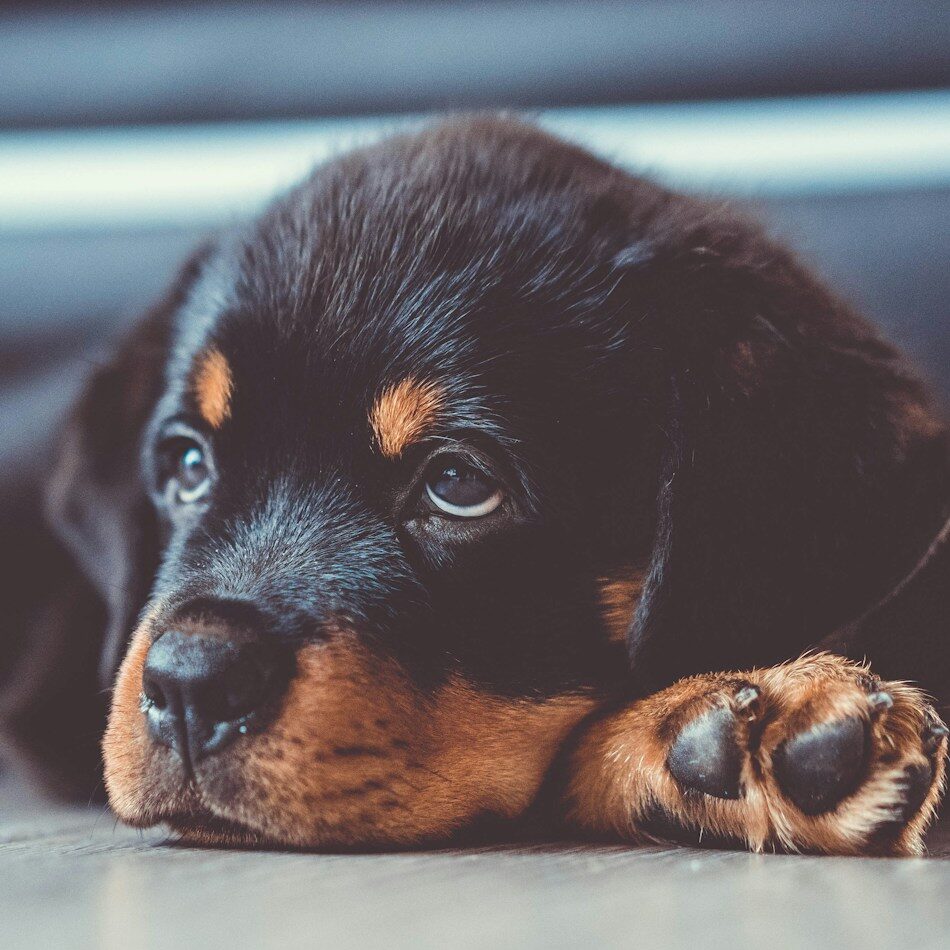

887,390,945,454
723,336,779,396
193,348,233,429
104,617,596,848
563,653,947,856
105,626,945,854
596,568,645,643
370,378,444,458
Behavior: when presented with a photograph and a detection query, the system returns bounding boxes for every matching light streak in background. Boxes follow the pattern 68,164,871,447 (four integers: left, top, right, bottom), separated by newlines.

0,90,947,233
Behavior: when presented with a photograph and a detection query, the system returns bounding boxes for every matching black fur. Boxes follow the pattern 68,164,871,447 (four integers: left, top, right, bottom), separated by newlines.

2,115,948,798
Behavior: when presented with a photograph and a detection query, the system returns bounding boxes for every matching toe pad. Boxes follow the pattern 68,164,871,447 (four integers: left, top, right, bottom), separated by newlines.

773,716,869,815
667,704,743,800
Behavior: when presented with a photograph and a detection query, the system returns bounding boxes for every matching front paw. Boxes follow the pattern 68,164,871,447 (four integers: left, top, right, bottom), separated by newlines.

664,656,947,855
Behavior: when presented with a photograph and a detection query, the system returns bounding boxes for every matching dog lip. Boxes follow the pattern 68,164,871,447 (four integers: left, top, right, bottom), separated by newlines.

163,809,266,845
146,774,266,843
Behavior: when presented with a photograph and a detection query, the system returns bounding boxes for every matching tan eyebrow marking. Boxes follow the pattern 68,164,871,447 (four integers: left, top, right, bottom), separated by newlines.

371,377,444,458
193,348,233,429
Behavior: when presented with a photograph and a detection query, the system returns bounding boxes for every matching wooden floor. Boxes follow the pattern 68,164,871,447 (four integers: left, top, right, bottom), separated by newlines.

3,776,949,950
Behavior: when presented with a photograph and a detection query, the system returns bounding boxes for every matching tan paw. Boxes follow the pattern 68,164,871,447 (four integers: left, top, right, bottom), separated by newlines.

565,655,947,855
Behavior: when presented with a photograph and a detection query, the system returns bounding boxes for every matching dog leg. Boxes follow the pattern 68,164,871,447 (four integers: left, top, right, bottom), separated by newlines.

561,654,947,855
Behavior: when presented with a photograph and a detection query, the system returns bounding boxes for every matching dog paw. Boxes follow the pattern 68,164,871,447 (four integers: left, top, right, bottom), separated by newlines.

662,656,947,854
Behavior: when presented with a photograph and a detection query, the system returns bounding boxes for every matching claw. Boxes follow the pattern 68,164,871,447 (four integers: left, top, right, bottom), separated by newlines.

734,685,760,713
924,722,949,754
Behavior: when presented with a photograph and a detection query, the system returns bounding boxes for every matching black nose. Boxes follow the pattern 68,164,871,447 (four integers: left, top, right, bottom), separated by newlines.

142,630,289,768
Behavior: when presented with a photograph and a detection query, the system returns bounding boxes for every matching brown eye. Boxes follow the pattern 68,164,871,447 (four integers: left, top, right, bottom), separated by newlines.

176,444,210,500
424,455,503,518
159,437,213,505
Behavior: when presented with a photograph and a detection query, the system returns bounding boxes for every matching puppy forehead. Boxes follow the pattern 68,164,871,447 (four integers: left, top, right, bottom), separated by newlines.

181,323,478,457
213,121,626,341
176,279,487,451
171,119,636,441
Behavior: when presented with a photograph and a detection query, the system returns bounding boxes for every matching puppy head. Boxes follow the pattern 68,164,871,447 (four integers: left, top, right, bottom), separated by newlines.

51,117,945,844
98,118,661,846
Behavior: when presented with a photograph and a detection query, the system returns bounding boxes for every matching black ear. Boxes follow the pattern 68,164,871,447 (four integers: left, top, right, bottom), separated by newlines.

0,246,211,796
44,296,173,688
622,211,948,692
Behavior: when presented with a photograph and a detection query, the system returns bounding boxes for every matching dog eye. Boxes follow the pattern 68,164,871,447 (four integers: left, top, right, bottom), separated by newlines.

424,455,503,518
161,438,212,505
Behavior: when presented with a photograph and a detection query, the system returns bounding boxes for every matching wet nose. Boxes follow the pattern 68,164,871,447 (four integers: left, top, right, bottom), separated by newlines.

142,630,289,767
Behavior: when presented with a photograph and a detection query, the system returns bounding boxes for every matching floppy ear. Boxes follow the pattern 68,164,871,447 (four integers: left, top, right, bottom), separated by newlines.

0,247,211,796
621,214,948,692
44,296,173,689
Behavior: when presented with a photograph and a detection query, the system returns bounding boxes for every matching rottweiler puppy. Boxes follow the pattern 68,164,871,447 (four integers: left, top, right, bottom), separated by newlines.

3,117,948,855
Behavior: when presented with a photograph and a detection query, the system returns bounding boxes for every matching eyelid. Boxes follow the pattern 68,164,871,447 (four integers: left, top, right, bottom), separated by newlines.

408,438,507,488
155,416,212,443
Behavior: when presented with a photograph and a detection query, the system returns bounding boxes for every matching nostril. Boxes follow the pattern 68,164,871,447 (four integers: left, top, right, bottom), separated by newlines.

141,628,291,764
203,654,270,723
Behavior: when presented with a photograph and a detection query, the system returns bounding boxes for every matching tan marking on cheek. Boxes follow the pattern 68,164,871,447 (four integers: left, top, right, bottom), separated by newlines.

105,621,598,848
193,348,233,428
102,606,166,823
597,568,646,643
370,377,444,458
187,635,597,848
424,679,597,820
104,602,207,830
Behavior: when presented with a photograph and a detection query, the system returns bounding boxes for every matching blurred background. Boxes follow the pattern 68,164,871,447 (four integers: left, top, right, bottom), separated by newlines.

1,0,948,700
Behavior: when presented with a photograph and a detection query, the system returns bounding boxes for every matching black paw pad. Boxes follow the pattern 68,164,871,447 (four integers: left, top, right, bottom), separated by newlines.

667,704,744,800
773,716,869,815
